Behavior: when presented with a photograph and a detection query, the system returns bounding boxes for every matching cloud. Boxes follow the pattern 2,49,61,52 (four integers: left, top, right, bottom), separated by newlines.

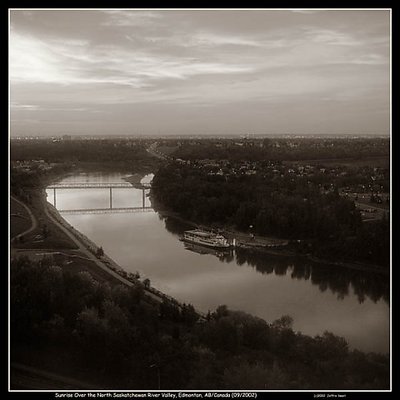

10,27,256,89
10,102,40,110
9,9,390,136
101,10,163,27
191,32,264,47
305,28,363,46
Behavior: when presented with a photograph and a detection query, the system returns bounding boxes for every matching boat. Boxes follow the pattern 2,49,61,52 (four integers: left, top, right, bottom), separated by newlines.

181,229,234,249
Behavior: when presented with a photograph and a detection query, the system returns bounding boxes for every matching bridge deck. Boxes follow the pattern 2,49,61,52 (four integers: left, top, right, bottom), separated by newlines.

48,182,151,189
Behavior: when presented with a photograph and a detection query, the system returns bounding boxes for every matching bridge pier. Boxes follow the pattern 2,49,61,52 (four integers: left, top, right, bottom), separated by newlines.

142,189,145,208
53,188,56,208
110,187,112,209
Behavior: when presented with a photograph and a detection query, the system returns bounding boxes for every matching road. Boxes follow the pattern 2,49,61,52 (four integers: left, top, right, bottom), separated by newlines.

146,142,170,160
43,201,175,305
44,203,206,317
10,196,38,242
11,193,205,316
43,203,138,286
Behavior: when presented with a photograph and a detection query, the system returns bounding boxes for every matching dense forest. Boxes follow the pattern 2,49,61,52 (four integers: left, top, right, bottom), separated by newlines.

11,257,389,390
11,139,161,170
152,163,389,267
10,138,161,202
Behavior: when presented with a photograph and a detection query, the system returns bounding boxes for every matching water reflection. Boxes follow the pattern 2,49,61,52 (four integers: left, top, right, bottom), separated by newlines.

238,248,389,305
46,172,389,353
183,242,235,262
160,215,389,306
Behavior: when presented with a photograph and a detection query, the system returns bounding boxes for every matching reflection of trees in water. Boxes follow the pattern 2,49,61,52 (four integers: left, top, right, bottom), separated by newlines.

310,266,350,299
290,262,312,281
160,215,195,235
218,252,235,263
352,274,389,304
160,214,389,305
235,248,389,305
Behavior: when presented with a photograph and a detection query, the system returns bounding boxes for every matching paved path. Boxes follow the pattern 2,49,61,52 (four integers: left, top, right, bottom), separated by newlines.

10,196,37,242
43,204,137,287
43,202,167,304
11,193,204,316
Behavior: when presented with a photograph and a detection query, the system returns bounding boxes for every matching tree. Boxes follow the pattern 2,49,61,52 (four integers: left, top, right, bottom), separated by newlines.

222,361,289,389
180,303,198,325
272,315,294,330
214,305,229,320
96,246,104,258
143,278,151,289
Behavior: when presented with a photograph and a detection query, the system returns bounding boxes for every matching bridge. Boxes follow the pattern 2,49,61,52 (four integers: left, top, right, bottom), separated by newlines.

59,206,153,215
47,182,151,189
48,182,151,209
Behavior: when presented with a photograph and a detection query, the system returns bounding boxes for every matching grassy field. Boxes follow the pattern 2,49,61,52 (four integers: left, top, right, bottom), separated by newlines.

10,190,139,289
12,192,78,250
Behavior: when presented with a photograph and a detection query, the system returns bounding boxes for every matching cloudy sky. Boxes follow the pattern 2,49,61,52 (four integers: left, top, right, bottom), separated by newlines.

10,9,390,136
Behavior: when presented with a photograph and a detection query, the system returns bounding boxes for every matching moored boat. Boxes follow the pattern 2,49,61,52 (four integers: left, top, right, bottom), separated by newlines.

181,229,234,249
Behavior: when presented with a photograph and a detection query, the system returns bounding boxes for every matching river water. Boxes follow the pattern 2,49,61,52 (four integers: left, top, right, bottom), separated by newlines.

46,172,390,354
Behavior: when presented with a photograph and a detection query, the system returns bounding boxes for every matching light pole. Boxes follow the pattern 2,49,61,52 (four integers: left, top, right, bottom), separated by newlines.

249,224,254,240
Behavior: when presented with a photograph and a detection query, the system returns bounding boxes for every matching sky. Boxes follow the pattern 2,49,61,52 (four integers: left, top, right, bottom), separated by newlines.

9,9,390,137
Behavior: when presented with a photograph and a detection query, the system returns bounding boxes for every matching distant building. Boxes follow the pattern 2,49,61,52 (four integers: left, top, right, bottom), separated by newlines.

62,135,72,141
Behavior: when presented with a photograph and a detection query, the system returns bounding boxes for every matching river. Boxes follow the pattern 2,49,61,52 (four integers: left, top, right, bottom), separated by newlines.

46,171,390,354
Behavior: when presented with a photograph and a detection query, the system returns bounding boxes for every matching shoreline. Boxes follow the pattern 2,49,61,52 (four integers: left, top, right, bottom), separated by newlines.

36,179,206,318
152,200,388,275
25,167,387,295
45,167,389,276
122,172,147,188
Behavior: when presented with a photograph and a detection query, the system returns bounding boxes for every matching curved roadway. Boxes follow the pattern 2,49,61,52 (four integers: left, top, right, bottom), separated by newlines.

10,196,38,242
43,202,168,304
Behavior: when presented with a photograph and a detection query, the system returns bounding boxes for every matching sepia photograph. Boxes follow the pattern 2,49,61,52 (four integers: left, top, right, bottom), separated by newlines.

9,8,391,393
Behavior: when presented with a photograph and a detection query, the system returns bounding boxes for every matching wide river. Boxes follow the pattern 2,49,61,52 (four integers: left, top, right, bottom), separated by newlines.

47,172,390,354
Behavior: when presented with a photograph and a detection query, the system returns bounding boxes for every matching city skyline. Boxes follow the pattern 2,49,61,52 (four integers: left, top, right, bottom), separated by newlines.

10,9,390,137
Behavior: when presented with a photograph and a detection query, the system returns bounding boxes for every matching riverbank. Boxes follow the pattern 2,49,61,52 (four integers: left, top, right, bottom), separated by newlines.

13,172,206,318
152,198,388,275
11,162,201,316
122,172,147,188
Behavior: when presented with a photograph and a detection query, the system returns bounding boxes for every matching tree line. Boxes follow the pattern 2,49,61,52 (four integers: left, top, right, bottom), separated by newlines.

11,257,389,389
11,139,162,172
151,163,389,267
